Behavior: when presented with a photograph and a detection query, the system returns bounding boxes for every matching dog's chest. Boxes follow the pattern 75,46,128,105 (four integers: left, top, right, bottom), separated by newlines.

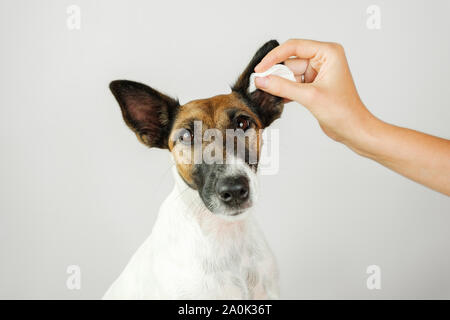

103,175,279,300
149,211,276,299
195,229,271,299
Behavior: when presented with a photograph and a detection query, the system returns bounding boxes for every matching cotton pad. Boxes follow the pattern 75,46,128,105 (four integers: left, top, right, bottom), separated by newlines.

248,64,296,93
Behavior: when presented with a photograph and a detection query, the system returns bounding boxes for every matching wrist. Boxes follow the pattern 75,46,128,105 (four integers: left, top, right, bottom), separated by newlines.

342,110,386,160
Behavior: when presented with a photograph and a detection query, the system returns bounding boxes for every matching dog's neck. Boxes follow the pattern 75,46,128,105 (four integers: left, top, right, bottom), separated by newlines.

166,166,251,235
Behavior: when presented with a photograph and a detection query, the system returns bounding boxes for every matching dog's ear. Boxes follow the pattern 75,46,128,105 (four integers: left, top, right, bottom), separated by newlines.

109,80,179,149
232,40,284,128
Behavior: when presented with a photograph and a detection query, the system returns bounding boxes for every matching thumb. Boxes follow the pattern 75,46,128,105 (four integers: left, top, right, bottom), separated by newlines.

255,75,314,107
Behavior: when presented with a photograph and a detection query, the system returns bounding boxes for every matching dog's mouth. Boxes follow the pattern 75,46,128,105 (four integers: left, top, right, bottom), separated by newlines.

228,207,251,216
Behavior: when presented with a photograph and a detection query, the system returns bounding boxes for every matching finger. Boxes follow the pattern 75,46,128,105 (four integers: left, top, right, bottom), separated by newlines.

284,58,308,75
254,75,314,107
304,63,318,83
255,39,326,72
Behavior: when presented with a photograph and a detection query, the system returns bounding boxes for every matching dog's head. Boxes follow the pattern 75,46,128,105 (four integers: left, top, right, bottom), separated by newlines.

110,40,284,218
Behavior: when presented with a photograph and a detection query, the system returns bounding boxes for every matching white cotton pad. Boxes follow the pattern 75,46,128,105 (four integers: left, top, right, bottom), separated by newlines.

248,64,296,93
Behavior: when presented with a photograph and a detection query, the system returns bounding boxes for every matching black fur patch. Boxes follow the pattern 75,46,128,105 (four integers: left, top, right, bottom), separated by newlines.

232,40,285,128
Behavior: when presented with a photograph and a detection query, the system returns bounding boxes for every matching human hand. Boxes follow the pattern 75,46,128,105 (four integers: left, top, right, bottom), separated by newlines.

255,39,450,196
254,39,376,148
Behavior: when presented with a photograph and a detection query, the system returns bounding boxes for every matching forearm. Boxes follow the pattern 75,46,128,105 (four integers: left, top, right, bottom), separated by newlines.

347,114,450,196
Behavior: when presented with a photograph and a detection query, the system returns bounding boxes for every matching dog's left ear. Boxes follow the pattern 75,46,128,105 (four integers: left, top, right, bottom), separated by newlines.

232,40,284,128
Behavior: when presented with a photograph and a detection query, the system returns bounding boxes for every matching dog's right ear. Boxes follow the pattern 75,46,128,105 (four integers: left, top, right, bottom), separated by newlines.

109,80,179,149
232,40,284,128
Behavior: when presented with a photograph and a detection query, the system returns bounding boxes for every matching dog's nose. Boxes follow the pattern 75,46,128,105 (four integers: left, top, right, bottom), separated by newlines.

216,176,249,205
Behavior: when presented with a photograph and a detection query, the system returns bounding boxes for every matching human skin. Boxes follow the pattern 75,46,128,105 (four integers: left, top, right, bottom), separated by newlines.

254,39,450,196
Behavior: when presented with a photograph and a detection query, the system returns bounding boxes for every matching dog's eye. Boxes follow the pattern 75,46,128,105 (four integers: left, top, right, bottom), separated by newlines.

236,116,251,131
177,129,193,145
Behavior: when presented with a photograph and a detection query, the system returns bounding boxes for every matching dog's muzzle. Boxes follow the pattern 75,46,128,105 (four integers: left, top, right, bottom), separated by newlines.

195,160,256,216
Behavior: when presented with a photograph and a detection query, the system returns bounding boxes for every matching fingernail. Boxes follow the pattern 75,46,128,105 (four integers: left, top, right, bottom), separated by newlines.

255,76,268,88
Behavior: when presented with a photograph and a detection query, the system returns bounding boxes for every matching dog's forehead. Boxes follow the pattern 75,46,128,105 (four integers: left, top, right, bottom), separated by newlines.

175,93,254,126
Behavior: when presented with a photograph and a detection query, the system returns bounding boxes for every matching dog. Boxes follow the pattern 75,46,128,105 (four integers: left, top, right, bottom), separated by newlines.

103,40,285,299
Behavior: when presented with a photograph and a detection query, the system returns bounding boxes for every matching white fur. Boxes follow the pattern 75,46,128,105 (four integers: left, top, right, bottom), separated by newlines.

103,164,279,300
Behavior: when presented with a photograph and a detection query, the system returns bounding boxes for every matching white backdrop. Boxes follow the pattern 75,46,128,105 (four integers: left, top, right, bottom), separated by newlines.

0,0,449,299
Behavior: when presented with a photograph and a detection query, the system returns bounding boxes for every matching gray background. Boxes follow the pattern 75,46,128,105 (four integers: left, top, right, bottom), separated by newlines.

1,0,449,299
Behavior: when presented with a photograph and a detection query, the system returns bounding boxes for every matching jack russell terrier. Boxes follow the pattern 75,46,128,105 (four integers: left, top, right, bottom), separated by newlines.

104,40,285,299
